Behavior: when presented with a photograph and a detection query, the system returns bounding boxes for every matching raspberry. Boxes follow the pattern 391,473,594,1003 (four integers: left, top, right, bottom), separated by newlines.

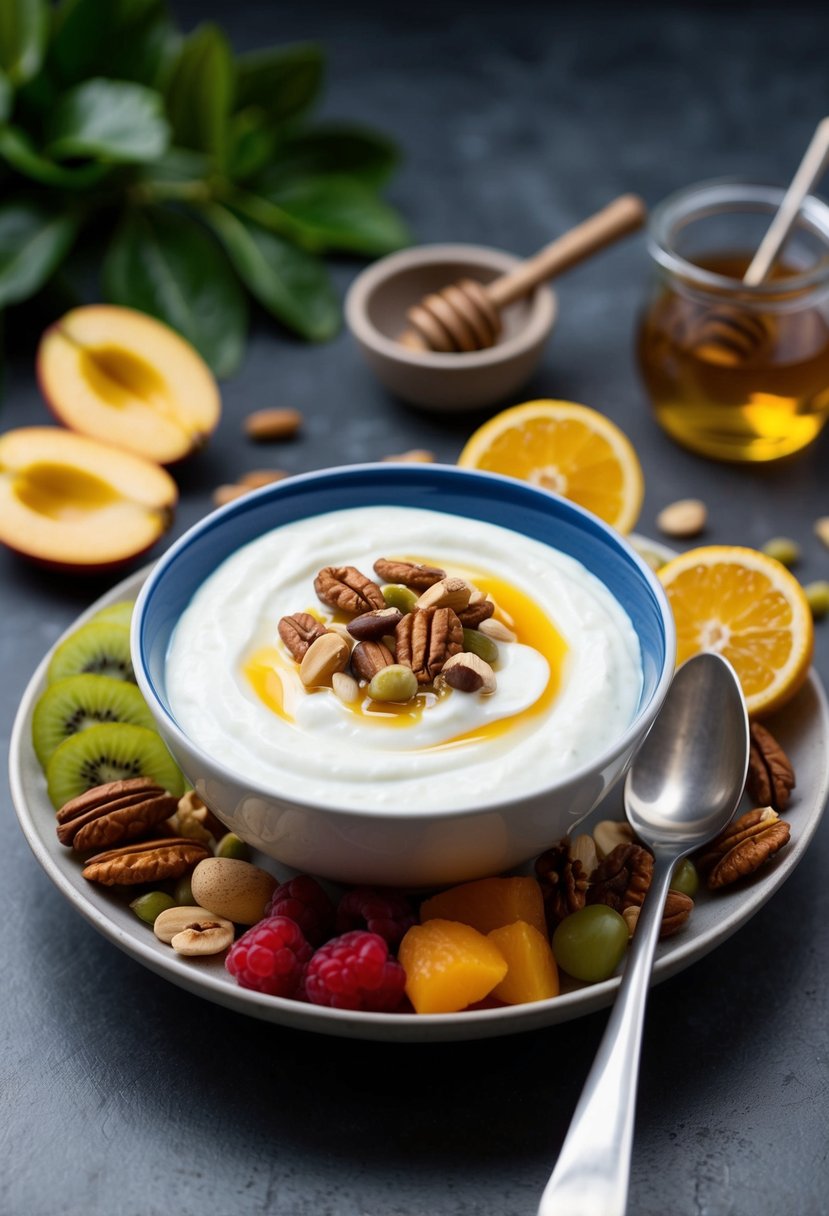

265,874,335,946
335,886,416,948
305,930,407,1012
225,916,312,998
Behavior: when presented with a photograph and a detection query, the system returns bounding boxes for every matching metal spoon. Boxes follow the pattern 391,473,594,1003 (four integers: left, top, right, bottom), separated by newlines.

538,652,750,1216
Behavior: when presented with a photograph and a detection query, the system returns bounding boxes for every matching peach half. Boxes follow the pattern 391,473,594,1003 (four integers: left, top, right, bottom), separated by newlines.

37,305,221,465
0,427,177,572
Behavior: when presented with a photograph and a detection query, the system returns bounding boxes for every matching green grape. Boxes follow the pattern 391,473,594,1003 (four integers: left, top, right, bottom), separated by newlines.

670,858,699,898
552,905,629,983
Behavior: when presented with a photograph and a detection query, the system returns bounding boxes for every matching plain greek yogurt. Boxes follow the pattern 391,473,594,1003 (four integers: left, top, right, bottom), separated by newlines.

166,505,643,811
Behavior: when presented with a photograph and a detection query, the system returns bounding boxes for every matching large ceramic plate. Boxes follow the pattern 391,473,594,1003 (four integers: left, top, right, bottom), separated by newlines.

10,563,829,1042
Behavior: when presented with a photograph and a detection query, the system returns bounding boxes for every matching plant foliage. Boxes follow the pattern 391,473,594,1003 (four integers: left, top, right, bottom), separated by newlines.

0,0,408,375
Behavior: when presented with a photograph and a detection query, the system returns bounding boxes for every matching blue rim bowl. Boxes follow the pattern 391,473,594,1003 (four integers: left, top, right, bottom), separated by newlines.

132,464,676,886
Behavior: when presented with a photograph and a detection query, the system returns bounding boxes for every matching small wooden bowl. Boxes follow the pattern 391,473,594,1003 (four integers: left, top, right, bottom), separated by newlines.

345,244,556,410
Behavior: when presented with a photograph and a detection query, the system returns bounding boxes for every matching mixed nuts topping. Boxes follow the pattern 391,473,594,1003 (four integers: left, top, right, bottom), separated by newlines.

275,555,538,711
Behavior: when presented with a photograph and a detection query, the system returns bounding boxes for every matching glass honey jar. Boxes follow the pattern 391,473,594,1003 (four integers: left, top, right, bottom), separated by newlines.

637,180,829,461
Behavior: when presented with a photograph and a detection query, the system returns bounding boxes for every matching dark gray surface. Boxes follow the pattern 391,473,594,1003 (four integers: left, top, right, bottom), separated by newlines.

3,3,829,1214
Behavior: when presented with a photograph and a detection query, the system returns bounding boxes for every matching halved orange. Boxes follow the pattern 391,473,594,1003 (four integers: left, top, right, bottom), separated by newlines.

658,545,814,716
457,400,644,533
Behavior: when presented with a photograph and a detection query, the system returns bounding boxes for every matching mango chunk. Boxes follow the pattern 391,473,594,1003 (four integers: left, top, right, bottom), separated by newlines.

419,876,546,936
399,919,508,1014
488,920,560,1005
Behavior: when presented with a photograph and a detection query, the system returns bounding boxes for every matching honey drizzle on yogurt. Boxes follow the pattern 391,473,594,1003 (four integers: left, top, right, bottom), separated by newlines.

242,565,567,748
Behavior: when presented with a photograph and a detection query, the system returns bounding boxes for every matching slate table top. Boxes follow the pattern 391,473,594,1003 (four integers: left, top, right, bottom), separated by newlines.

3,2,829,1213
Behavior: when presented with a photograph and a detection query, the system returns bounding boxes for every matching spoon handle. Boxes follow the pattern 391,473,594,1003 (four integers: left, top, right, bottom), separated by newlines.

538,855,676,1216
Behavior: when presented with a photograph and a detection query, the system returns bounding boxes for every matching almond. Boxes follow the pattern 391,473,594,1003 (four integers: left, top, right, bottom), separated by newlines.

415,576,472,613
299,632,350,687
244,408,303,441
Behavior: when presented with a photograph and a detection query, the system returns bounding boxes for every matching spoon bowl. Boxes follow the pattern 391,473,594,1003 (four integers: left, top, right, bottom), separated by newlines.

625,652,750,852
539,653,749,1216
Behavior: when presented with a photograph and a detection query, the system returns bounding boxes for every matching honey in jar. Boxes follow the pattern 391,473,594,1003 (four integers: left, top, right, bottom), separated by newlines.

638,182,829,462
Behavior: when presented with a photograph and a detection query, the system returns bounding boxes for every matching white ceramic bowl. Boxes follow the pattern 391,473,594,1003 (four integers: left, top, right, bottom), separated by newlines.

132,465,675,888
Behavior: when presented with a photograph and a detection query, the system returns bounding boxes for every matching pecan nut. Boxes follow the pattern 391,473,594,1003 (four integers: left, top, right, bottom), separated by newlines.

82,837,211,886
351,640,395,681
535,841,589,930
278,612,327,660
347,607,403,641
314,566,385,615
695,807,791,889
746,722,795,812
586,843,654,912
660,890,694,937
395,607,463,684
622,891,694,939
56,778,177,852
457,598,495,628
373,558,446,590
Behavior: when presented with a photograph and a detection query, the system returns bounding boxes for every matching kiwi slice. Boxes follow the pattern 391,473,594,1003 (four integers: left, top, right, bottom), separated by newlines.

46,722,185,809
47,621,134,685
32,674,156,769
90,601,135,629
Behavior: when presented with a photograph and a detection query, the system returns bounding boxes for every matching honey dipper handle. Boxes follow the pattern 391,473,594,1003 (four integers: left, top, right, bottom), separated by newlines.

486,193,647,310
743,116,829,286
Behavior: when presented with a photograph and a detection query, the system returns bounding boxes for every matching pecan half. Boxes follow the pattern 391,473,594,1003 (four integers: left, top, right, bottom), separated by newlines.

695,807,791,889
746,722,795,812
278,612,327,660
535,841,589,930
457,598,495,628
82,837,211,886
622,891,694,939
314,566,385,615
373,558,446,590
660,890,694,937
351,640,395,681
586,843,654,912
395,607,463,684
347,606,403,641
56,778,177,852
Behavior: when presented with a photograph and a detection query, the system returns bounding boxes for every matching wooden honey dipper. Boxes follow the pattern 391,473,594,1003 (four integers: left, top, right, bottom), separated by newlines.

398,194,647,353
691,116,829,365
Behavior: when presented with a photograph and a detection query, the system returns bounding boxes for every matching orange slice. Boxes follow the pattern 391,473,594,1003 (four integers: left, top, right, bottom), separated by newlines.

658,545,814,716
457,400,644,533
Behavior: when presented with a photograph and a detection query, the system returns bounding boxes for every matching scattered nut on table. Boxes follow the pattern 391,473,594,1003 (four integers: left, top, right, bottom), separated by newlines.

655,498,707,538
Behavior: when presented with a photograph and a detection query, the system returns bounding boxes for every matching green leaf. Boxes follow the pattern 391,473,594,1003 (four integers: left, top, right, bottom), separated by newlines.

235,43,323,126
0,199,78,307
0,0,48,86
203,202,339,341
47,79,170,162
50,0,174,87
137,146,210,185
0,125,111,187
228,110,275,181
102,207,247,378
165,23,233,166
0,70,11,122
257,175,410,255
266,124,400,187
